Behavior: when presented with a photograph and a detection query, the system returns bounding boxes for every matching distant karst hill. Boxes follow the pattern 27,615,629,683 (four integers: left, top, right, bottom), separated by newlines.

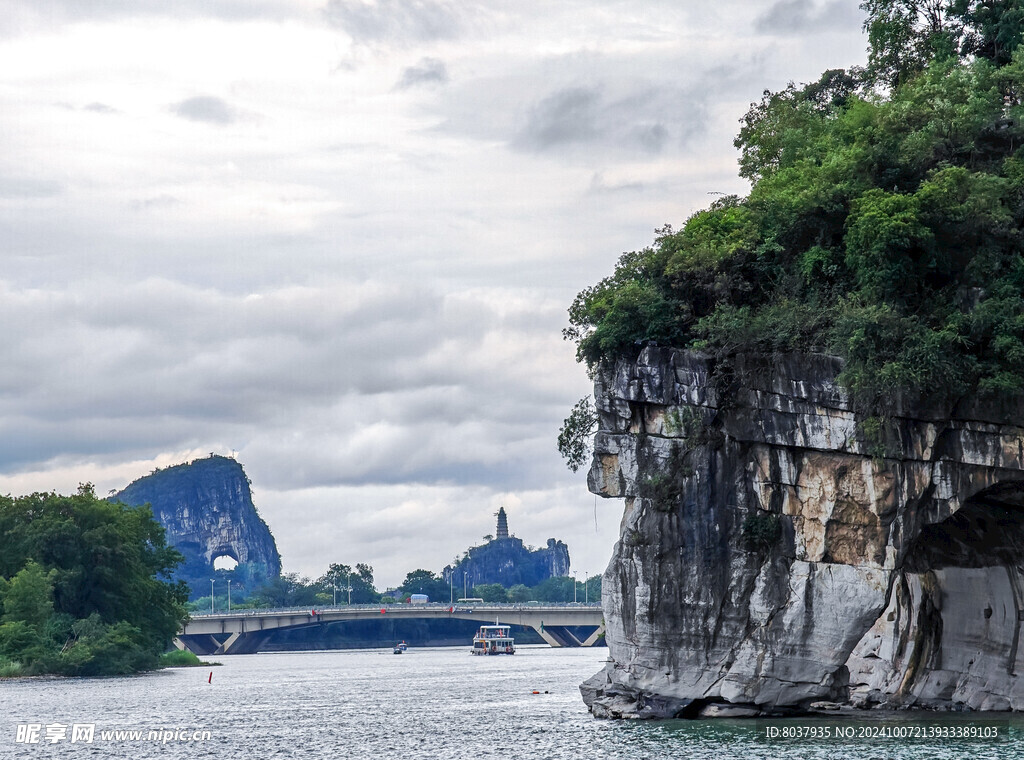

113,455,281,598
444,507,570,588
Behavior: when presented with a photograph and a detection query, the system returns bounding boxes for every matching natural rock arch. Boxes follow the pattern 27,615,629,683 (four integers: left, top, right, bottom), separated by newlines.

114,456,281,597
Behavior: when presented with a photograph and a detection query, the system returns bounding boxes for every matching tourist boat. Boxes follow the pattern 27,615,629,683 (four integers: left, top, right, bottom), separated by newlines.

471,624,515,655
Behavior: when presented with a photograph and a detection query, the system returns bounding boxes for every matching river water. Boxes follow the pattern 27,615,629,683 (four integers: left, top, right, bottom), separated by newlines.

2,645,1023,759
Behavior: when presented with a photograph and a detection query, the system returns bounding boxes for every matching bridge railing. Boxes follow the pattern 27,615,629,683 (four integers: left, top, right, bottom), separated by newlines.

188,601,602,618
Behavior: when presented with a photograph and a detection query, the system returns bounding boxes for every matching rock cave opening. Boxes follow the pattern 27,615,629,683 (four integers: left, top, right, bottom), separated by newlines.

853,480,1024,708
212,551,239,572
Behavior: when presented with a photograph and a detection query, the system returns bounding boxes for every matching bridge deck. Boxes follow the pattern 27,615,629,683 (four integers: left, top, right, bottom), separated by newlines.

178,603,604,654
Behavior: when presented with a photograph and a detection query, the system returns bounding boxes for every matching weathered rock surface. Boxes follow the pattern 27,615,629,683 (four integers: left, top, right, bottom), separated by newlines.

114,455,281,596
581,347,1024,717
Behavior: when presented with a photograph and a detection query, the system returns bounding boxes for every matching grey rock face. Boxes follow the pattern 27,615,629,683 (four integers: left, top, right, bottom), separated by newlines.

114,455,281,596
582,347,1024,717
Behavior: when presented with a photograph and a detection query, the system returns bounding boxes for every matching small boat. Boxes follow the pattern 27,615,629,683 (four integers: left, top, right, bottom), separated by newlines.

393,645,403,654
398,641,407,651
471,624,515,655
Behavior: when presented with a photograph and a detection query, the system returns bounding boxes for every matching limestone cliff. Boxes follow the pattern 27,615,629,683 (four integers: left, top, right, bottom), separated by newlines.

114,455,281,597
581,346,1024,717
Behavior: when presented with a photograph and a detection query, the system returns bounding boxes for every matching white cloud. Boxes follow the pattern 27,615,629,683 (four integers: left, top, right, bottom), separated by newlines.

0,0,869,586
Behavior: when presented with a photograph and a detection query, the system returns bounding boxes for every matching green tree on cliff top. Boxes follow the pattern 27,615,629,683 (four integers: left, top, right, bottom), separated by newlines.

561,1,1024,458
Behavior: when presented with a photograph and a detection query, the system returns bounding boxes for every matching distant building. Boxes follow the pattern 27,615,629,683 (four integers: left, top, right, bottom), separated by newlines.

496,506,509,539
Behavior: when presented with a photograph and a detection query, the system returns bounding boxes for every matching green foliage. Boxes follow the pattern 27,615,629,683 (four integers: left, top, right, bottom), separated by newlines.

250,573,320,608
60,615,157,676
158,649,210,667
565,238,685,367
861,0,962,88
558,397,598,472
956,0,1024,66
741,513,783,553
0,621,52,669
531,576,579,602
472,583,508,603
0,657,23,677
399,569,450,602
316,562,379,604
507,584,531,602
863,1,1024,85
526,575,600,603
1,561,56,628
563,7,1024,417
0,485,188,676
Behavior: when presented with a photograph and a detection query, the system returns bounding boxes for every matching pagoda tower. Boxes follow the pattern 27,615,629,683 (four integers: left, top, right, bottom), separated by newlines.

496,506,509,539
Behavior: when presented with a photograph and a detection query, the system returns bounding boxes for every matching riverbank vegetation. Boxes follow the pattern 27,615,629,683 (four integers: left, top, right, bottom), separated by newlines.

562,1,1024,442
158,649,218,667
0,485,188,676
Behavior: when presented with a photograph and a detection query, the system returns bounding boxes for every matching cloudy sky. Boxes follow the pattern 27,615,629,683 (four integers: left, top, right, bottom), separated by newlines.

0,0,867,588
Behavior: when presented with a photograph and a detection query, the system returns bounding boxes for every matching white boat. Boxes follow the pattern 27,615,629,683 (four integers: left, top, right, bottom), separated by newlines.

471,624,515,655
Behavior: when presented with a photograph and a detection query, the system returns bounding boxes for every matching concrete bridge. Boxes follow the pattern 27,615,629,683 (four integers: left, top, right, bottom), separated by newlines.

176,603,605,655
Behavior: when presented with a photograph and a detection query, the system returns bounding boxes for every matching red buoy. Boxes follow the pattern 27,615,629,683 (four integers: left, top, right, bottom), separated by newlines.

208,672,212,684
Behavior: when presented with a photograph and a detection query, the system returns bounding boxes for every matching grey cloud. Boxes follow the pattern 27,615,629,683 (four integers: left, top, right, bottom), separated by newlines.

512,84,705,157
755,0,862,35
5,0,302,27
84,102,118,114
396,57,449,89
0,277,577,493
324,0,467,44
633,123,668,153
132,194,181,211
170,96,236,125
515,87,601,150
588,172,644,195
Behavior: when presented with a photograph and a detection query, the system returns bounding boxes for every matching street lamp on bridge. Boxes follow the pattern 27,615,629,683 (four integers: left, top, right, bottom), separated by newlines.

210,579,215,613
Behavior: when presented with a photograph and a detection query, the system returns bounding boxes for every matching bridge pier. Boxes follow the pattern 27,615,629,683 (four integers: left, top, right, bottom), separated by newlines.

580,626,606,647
214,632,242,655
537,628,564,647
534,623,605,647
